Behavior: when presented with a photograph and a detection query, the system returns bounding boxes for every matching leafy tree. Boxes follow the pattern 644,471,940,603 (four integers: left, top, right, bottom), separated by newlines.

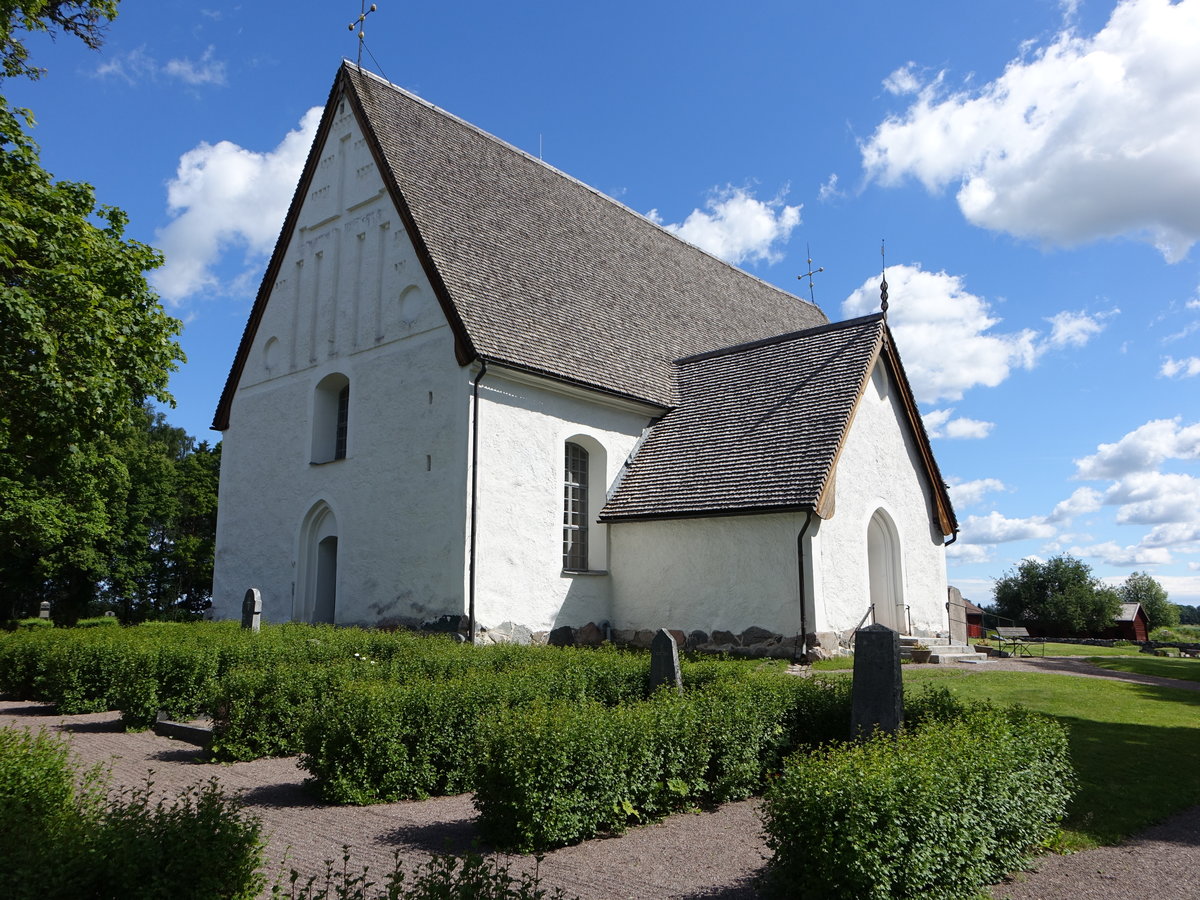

101,409,219,620
992,555,1121,637
1118,572,1178,631
0,1,118,80
1178,605,1200,626
0,4,185,620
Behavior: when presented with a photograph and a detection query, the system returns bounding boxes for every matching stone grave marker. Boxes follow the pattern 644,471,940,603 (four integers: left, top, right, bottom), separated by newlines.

649,628,682,693
241,588,262,633
850,623,903,739
38,601,50,620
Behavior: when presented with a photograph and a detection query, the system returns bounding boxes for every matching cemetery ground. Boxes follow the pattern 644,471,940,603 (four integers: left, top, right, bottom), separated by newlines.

1,626,1198,898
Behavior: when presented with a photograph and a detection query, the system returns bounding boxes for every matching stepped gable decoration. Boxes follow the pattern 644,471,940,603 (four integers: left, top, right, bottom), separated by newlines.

215,62,827,430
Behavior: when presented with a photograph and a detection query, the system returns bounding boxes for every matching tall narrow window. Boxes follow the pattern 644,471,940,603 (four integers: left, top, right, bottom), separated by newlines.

563,442,589,570
334,384,349,460
312,372,350,463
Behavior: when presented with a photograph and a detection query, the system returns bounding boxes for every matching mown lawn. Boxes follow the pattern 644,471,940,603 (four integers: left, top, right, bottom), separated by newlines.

971,639,1144,657
1085,654,1200,683
901,666,1200,850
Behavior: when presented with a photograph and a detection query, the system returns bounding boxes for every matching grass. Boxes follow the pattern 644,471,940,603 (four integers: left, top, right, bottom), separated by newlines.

1085,655,1200,683
901,666,1200,850
972,639,1145,657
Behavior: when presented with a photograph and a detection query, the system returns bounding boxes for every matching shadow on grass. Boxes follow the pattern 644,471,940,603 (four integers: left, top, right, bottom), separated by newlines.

1054,712,1200,846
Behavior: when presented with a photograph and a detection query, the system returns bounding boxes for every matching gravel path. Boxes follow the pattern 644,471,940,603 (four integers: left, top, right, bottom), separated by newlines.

2,656,1197,899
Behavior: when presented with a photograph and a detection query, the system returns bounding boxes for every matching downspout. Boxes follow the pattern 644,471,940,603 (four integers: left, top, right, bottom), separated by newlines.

467,359,488,645
795,510,815,664
944,529,958,547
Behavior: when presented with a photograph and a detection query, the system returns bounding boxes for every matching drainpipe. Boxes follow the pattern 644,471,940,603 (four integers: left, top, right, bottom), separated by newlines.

944,529,959,547
795,510,814,664
467,359,488,645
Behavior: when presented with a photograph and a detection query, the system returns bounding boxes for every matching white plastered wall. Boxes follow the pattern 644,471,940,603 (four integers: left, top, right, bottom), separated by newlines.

609,512,811,635
809,360,949,636
470,370,657,633
212,93,472,627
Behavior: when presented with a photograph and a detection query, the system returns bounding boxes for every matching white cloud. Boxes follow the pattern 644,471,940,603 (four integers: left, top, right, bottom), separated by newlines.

925,409,995,439
944,417,995,440
1161,356,1200,377
1049,486,1103,522
1070,540,1173,567
861,0,1200,261
946,543,992,564
1074,417,1200,479
96,45,227,87
843,264,1037,404
818,173,842,202
947,477,1006,508
1141,521,1200,547
647,186,801,266
163,46,226,86
152,107,323,304
1105,472,1200,525
959,511,1056,545
1189,298,1200,310
882,62,923,96
1046,309,1116,348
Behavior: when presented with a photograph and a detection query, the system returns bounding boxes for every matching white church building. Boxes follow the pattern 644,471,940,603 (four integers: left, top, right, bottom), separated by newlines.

211,63,958,650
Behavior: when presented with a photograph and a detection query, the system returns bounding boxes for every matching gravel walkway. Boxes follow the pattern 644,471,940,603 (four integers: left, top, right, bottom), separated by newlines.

2,656,1197,899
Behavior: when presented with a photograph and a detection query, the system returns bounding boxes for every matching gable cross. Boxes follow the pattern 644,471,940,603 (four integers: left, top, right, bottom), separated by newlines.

348,2,378,67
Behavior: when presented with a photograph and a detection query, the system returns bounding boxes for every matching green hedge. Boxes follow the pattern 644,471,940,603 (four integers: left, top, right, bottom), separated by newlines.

298,649,654,803
472,673,854,851
760,698,1075,900
0,726,265,899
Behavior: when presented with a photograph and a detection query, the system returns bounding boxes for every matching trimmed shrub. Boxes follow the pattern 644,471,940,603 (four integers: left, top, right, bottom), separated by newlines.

473,674,855,851
760,702,1075,900
0,726,265,899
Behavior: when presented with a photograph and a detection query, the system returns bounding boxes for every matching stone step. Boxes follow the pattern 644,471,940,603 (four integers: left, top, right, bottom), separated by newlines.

929,651,989,664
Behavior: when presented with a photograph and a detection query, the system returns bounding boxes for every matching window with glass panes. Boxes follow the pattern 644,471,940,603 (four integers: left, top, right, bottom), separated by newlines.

334,385,349,460
563,442,588,569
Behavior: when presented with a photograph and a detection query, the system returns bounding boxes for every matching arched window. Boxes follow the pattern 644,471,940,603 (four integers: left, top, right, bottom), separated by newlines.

563,442,589,570
312,373,350,463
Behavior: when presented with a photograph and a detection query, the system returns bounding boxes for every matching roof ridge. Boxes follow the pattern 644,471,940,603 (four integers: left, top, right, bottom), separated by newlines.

343,61,818,313
675,312,885,366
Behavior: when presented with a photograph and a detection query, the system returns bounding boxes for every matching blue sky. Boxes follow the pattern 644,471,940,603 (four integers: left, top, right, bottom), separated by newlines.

8,0,1200,605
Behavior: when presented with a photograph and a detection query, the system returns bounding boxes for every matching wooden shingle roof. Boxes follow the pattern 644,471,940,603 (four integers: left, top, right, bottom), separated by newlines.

214,63,826,428
601,313,958,535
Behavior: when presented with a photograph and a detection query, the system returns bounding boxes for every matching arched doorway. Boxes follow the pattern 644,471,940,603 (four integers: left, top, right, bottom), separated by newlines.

867,508,906,633
297,502,339,623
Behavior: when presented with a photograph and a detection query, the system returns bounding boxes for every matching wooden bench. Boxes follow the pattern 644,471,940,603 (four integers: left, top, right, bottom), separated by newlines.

993,626,1042,658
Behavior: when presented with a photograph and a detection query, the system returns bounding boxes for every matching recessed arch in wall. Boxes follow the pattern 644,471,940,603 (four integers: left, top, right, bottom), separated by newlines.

312,372,350,463
867,507,906,633
296,500,339,624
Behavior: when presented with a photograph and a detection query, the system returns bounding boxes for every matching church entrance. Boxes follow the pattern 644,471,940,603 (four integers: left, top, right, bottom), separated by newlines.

297,502,339,624
867,509,906,633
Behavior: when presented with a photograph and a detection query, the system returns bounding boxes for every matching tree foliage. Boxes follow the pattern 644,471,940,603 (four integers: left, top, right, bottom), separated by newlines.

991,554,1121,637
0,5,187,621
1118,571,1178,631
1178,605,1200,626
0,1,118,80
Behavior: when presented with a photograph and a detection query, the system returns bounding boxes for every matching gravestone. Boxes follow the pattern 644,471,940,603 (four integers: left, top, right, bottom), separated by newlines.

104,611,116,618
649,628,682,693
850,624,903,739
241,588,262,632
38,601,50,620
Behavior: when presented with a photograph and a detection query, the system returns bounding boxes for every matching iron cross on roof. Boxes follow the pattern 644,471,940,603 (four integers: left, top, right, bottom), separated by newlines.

348,2,379,67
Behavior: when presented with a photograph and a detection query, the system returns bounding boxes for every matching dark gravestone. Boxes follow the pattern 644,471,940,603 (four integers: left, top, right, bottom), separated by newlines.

649,628,682,694
241,588,262,633
850,624,903,739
